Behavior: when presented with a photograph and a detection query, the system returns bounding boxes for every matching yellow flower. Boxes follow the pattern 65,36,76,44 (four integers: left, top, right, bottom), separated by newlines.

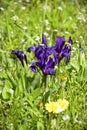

45,102,58,113
39,102,43,107
54,99,69,113
57,99,69,110
61,75,67,81
45,99,69,114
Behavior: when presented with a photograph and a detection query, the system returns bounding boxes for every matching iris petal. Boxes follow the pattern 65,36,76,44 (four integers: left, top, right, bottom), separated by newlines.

28,34,73,74
42,33,48,46
12,50,27,66
55,36,65,52
27,46,36,52
68,37,73,44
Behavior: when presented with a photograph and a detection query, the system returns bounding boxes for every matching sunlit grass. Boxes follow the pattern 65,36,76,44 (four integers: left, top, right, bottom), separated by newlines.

0,0,87,130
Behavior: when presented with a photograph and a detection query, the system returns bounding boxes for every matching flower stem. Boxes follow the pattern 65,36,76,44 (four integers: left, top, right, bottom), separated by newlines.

43,74,48,104
44,74,48,92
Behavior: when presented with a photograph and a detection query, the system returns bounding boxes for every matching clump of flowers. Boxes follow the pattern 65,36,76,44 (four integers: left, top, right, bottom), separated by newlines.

12,33,73,75
45,99,69,113
27,34,73,75
27,34,58,75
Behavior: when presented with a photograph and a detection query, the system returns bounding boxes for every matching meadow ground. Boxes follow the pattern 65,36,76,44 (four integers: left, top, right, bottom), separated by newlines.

0,0,87,130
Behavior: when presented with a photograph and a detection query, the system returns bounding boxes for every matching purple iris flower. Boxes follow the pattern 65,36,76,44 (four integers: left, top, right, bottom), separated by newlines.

27,34,58,75
28,34,73,74
12,50,27,66
54,36,73,64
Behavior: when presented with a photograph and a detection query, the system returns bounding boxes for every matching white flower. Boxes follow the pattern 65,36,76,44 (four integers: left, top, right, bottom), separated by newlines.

0,7,4,11
64,31,69,34
78,14,86,22
23,26,28,30
46,27,50,31
79,36,83,39
62,115,70,121
9,123,13,126
44,32,48,36
19,0,22,2
45,20,49,25
21,39,25,43
47,37,50,41
53,29,58,32
76,40,79,43
14,2,18,5
58,6,63,11
12,15,19,21
35,26,39,29
26,0,30,2
43,5,51,11
69,16,72,21
35,36,40,41
10,9,14,12
21,6,26,10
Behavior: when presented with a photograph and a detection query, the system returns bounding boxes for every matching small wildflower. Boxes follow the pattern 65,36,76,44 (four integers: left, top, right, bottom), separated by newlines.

61,75,67,81
45,20,49,25
21,6,26,10
47,37,51,41
23,26,28,30
26,0,30,2
35,36,40,41
53,29,58,32
46,27,50,31
9,123,13,126
64,31,69,34
14,2,18,5
79,36,83,39
19,0,22,2
43,5,51,11
58,6,63,11
21,39,25,43
45,99,69,113
78,14,86,22
57,99,69,109
62,115,70,121
45,102,58,113
10,9,14,12
39,102,43,107
69,16,72,21
44,32,48,37
0,7,4,11
12,15,19,21
12,50,27,66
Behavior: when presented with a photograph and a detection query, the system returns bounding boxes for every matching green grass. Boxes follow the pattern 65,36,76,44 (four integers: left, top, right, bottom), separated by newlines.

0,0,87,130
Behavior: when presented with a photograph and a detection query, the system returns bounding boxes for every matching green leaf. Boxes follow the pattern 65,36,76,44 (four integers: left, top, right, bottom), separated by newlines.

37,121,44,130
42,90,50,103
2,87,14,99
30,88,41,101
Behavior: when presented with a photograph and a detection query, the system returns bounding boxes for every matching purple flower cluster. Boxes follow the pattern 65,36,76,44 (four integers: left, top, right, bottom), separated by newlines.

27,34,73,75
12,34,73,75
12,50,27,66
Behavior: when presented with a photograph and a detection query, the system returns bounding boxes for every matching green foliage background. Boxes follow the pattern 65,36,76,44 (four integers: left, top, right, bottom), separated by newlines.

0,0,87,130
